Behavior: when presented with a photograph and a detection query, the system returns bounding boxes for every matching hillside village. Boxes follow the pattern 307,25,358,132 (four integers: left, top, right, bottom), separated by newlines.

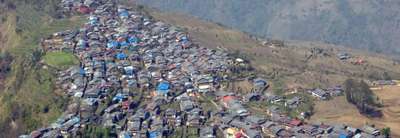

19,0,397,138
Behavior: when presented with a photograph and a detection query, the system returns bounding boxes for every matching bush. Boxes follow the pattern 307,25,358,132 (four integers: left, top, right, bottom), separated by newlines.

381,127,391,137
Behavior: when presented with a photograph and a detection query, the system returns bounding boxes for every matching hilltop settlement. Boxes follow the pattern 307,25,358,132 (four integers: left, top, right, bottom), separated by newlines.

21,0,391,138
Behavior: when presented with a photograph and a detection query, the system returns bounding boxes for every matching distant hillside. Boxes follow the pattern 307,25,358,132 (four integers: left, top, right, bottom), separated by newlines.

137,0,400,57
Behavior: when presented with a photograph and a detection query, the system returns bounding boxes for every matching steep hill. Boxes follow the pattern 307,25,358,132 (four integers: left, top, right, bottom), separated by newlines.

0,0,84,137
0,1,399,137
137,0,400,57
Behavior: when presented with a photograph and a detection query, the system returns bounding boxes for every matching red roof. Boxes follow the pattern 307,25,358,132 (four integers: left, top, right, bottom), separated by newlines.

77,6,91,14
235,132,243,138
122,101,130,106
222,96,235,103
320,124,331,129
117,37,125,42
289,119,302,126
30,131,42,138
122,101,130,109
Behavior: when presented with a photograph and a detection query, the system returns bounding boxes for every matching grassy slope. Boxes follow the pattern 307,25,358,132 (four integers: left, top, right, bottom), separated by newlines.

311,86,400,137
0,1,85,136
142,7,400,90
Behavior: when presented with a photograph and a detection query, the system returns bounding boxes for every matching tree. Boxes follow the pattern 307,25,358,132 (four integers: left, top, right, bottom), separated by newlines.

382,72,391,80
381,127,390,138
343,79,381,116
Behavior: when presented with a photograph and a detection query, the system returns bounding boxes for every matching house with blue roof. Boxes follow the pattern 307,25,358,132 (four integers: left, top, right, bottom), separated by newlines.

148,130,164,138
116,53,127,60
89,16,99,25
119,131,131,138
107,41,119,49
339,133,349,138
79,67,86,76
119,10,129,18
128,36,139,44
180,36,188,42
157,82,170,96
119,41,129,48
113,93,127,102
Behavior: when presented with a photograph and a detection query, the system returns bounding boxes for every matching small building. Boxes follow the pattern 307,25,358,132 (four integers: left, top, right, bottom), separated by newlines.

288,119,302,127
118,131,131,138
244,129,263,138
200,127,215,138
373,80,396,86
327,86,344,96
116,52,127,60
196,75,213,93
245,115,266,125
354,132,376,138
337,52,351,60
253,78,268,92
267,95,283,104
244,93,262,102
180,100,195,112
285,96,302,108
105,104,121,113
346,127,360,134
221,96,249,116
361,125,380,136
224,127,244,138
270,126,285,136
165,108,177,119
107,41,119,49
186,113,201,127
76,5,91,14
156,82,170,96
308,89,329,100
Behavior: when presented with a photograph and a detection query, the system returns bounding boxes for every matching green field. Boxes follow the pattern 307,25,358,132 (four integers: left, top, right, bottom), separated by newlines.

43,52,79,69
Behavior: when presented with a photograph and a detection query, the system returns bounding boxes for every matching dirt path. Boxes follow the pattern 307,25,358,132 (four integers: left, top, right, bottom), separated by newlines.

309,86,400,137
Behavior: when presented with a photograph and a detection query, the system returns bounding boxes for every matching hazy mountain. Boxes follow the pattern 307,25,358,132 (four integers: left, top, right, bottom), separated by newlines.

137,0,400,56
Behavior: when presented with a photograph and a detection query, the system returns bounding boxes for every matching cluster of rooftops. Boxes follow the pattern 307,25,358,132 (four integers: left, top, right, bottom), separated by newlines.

21,0,389,138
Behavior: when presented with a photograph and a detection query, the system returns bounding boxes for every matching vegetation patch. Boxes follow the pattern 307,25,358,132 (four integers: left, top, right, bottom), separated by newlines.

344,79,382,117
0,0,86,136
271,79,286,95
43,52,79,69
81,125,112,138
285,93,314,118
